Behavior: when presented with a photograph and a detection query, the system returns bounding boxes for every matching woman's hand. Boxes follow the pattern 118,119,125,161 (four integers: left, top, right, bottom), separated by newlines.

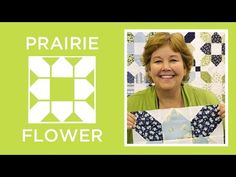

218,103,225,119
127,112,136,129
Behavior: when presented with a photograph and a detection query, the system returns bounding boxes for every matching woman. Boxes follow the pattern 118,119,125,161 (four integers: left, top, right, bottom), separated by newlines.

127,32,225,143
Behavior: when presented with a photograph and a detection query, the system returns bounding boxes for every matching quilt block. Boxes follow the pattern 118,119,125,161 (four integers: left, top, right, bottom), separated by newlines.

132,105,224,144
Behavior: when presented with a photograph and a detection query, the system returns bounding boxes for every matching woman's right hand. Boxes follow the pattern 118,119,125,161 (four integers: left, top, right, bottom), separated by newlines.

127,112,136,129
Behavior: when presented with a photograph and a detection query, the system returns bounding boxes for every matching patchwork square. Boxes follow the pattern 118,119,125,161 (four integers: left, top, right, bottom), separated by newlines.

28,56,96,124
211,43,222,55
131,105,224,144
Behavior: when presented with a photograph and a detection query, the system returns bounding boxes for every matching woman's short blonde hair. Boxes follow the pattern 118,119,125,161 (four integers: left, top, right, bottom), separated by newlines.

142,32,193,83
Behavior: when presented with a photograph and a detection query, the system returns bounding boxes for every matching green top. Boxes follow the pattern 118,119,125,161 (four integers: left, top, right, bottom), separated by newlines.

127,84,219,143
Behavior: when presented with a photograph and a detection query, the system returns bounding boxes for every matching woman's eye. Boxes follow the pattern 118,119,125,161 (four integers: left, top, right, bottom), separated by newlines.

170,59,177,62
155,60,162,63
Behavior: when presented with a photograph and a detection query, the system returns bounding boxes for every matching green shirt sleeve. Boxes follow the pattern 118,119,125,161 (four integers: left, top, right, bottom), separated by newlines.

182,84,220,106
127,86,157,112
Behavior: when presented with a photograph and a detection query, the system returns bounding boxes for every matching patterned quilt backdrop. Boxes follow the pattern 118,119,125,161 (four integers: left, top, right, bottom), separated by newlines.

126,30,226,103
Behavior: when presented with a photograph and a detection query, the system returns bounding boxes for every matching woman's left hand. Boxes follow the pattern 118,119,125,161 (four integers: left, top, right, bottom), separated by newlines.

218,103,225,119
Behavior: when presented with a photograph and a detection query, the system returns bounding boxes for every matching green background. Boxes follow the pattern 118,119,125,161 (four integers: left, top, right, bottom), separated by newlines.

0,22,234,154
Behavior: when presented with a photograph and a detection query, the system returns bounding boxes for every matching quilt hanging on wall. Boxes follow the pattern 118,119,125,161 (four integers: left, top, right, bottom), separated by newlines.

127,31,226,103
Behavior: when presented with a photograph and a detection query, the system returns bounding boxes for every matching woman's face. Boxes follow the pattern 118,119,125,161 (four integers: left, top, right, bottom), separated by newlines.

148,45,186,91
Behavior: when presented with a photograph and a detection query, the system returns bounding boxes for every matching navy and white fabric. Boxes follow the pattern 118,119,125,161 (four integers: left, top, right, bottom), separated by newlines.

191,105,222,137
132,111,163,141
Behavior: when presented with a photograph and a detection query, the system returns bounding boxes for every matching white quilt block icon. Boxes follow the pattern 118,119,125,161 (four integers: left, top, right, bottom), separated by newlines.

28,56,96,124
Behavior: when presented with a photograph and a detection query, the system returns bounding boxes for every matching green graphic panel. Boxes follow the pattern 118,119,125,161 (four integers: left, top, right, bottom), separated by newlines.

0,22,235,155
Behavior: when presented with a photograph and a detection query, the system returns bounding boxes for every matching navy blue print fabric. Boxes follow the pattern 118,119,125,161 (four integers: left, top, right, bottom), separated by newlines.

184,32,195,43
222,43,225,55
127,71,134,83
200,43,211,55
211,55,222,66
191,105,222,138
211,32,222,43
132,111,163,141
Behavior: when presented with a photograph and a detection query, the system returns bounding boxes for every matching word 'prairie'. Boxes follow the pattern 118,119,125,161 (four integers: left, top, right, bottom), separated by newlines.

26,36,99,50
